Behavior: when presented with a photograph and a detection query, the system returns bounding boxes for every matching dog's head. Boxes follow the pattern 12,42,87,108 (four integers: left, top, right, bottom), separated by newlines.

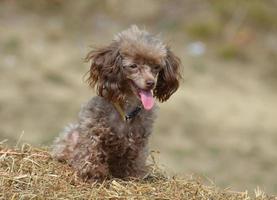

86,25,181,110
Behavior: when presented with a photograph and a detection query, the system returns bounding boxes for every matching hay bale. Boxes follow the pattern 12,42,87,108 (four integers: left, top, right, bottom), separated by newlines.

0,144,274,200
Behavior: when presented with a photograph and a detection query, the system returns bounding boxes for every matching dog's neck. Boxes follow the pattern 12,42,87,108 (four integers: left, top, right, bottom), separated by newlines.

113,95,143,122
123,95,141,112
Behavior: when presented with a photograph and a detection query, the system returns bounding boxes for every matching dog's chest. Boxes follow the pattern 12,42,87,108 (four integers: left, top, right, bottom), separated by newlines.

108,105,157,139
110,110,150,137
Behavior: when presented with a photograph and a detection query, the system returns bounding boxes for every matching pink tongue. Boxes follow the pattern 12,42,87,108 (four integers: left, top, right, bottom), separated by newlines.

139,90,154,110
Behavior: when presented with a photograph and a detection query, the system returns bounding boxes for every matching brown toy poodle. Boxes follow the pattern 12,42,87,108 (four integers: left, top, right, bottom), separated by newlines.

52,25,181,182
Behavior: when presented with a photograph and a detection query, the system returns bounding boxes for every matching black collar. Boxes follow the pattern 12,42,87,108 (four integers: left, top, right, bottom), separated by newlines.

113,102,142,122
125,106,142,121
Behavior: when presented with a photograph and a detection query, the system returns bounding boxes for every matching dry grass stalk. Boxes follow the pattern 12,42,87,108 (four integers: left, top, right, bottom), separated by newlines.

0,144,275,200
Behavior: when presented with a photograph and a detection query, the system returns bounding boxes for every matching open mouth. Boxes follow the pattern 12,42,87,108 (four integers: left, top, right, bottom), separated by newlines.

131,82,155,110
138,89,154,110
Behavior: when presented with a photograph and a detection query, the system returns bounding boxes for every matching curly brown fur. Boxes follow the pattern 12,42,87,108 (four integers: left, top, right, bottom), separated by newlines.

52,25,181,182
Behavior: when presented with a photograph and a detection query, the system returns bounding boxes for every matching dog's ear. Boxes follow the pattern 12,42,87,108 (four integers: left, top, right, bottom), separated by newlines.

85,42,124,102
154,48,181,102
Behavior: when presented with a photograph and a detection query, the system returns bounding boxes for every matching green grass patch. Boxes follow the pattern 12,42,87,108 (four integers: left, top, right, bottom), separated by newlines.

217,43,246,61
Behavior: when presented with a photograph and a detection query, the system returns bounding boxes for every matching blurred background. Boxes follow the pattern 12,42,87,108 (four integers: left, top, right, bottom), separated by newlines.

0,0,277,194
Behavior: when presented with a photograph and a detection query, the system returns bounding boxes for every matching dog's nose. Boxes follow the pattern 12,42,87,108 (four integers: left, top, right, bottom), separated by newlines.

146,80,155,89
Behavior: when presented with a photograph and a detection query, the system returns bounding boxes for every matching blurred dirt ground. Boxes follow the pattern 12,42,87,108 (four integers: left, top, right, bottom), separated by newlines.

0,0,277,194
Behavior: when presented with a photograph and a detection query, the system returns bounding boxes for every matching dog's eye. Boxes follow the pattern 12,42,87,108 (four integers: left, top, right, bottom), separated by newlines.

153,65,160,71
129,64,137,69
